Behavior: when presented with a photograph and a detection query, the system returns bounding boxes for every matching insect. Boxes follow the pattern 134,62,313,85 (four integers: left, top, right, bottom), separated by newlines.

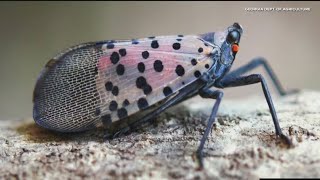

33,22,294,168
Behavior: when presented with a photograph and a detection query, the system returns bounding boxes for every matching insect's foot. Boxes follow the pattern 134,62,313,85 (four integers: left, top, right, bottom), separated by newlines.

278,133,294,148
192,150,204,170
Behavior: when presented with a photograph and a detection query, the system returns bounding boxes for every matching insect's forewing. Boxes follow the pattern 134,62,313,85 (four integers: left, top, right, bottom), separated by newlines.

33,34,217,132
97,35,216,125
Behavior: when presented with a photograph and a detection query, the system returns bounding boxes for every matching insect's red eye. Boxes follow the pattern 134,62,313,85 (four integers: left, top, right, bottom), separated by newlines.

232,44,239,53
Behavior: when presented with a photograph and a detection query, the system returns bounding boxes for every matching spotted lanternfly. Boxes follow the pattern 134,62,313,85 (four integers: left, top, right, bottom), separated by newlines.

33,23,294,168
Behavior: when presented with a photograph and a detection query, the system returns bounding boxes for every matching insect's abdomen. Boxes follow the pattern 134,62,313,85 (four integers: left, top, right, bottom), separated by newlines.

33,44,103,132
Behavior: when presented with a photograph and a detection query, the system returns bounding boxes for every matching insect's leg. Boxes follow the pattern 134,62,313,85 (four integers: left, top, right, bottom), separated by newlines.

194,88,223,169
216,74,292,146
225,57,298,96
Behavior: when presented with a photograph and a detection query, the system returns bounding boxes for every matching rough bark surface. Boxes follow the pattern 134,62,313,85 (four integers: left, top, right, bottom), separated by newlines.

1,90,319,179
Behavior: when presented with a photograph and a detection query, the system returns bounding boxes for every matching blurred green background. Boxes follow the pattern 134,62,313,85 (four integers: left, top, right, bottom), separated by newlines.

0,2,319,120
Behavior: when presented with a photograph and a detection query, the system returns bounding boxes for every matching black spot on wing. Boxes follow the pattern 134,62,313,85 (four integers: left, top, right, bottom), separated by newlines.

117,108,128,119
163,86,173,97
153,60,163,72
194,70,201,78
112,86,119,96
172,43,181,50
138,62,145,73
105,81,113,91
136,76,147,89
175,65,185,76
191,59,197,66
137,98,148,110
136,76,152,95
151,40,159,49
116,64,125,75
123,99,130,107
143,85,152,95
109,101,118,111
142,51,149,59
110,52,120,64
119,48,127,56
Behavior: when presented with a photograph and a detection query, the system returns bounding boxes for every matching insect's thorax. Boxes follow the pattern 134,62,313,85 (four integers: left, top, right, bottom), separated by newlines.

212,62,232,80
202,47,232,81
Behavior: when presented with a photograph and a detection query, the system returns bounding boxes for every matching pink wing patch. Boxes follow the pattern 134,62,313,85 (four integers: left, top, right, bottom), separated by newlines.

95,35,216,125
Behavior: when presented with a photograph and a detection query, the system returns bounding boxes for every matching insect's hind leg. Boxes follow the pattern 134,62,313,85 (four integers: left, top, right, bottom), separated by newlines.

225,57,298,96
216,74,292,146
194,88,223,169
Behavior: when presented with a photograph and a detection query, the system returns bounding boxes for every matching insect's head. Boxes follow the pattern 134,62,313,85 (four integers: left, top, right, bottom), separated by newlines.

216,23,243,66
201,23,243,67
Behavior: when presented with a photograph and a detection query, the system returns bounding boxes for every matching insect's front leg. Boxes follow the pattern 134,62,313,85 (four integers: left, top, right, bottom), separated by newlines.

194,88,224,170
225,57,298,96
215,74,293,147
